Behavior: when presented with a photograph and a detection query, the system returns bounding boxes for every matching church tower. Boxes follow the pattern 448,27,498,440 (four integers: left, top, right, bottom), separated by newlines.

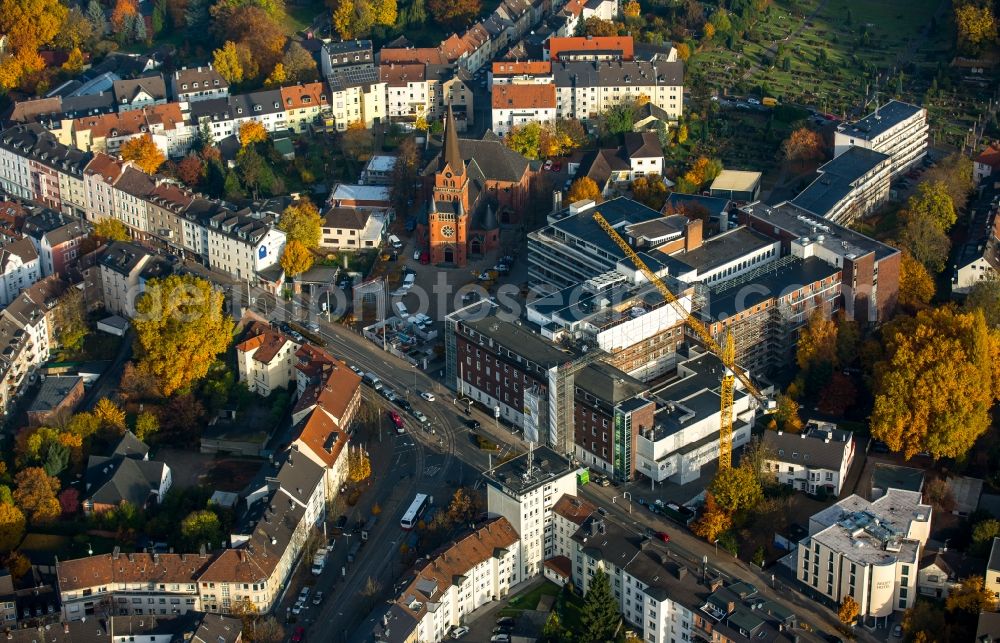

428,105,470,266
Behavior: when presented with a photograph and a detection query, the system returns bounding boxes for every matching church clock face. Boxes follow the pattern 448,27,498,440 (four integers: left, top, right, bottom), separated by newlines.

441,225,455,237
445,172,453,178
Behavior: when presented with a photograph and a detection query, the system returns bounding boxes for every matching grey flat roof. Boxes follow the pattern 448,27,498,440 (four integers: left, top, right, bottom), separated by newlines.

552,59,684,87
791,146,889,217
871,463,925,494
484,445,574,496
575,361,647,404
546,197,668,260
837,100,922,141
743,201,898,261
706,256,839,320
675,226,774,273
454,302,573,367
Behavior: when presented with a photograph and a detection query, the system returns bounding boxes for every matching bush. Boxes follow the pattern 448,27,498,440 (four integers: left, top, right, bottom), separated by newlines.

475,435,499,451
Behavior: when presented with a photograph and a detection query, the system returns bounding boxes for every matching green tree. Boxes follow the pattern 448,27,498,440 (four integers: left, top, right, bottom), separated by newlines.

42,442,69,476
898,208,951,273
389,136,419,215
86,0,107,37
580,568,621,642
965,275,1000,328
603,101,635,135
972,519,1000,554
871,307,1000,460
181,509,222,551
53,287,88,353
906,180,956,232
923,152,974,207
133,274,234,396
134,412,159,442
278,199,322,248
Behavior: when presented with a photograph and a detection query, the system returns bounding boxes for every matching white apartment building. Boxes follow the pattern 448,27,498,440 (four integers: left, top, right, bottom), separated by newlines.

791,146,892,225
552,60,683,122
636,350,758,485
763,420,856,496
235,325,300,395
98,242,160,317
83,152,126,223
547,494,596,585
396,519,520,643
319,207,386,250
0,124,92,216
0,238,40,307
112,166,155,233
169,66,230,104
485,446,578,578
834,100,928,179
987,538,1000,604
797,489,931,623
491,83,557,136
0,277,61,417
204,212,285,281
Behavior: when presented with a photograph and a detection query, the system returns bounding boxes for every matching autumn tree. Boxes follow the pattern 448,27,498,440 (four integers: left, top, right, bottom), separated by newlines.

839,595,859,626
898,250,935,310
348,446,372,482
567,177,602,203
331,0,355,38
923,152,974,208
120,135,165,174
871,307,1000,460
623,0,640,17
280,240,314,277
946,576,996,613
133,274,234,396
94,398,127,432
238,121,268,148
955,3,997,55
579,16,618,37
53,286,88,353
13,467,60,525
93,218,130,241
691,492,732,542
505,122,543,160
796,309,838,370
923,476,956,514
903,601,947,642
263,62,286,88
682,156,723,188
58,488,79,516
898,208,951,273
0,0,67,90
134,411,160,442
675,42,691,61
709,461,763,513
631,175,668,210
211,6,285,80
817,372,857,416
906,180,956,232
213,40,245,84
428,0,481,28
278,199,321,248
110,0,138,32
341,121,373,161
282,41,318,82
180,510,223,551
782,127,825,163
768,393,803,433
0,503,25,553
177,153,205,186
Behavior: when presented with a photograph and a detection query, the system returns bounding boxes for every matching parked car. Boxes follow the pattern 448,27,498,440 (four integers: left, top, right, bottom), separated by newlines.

490,635,510,643
653,531,670,543
312,591,324,605
552,162,561,172
451,626,470,639
349,365,363,375
892,624,903,639
291,602,306,615
412,410,428,423
466,419,481,430
397,399,412,413
544,159,553,170
496,617,515,627
421,391,436,401
414,249,421,260
292,627,306,642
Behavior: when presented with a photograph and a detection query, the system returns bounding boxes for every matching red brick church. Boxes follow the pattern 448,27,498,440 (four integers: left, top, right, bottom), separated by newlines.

417,106,535,267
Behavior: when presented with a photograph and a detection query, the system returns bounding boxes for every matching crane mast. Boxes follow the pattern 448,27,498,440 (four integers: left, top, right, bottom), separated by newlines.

592,212,766,470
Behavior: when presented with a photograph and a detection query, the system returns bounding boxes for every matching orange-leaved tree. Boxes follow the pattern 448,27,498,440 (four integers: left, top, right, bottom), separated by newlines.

120,134,165,174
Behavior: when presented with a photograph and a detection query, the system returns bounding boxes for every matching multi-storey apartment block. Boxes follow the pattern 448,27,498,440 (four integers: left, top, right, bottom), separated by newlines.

833,100,928,179
791,146,892,225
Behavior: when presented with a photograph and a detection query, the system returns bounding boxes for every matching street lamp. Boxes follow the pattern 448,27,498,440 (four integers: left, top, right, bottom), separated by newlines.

87,543,93,556
714,539,719,555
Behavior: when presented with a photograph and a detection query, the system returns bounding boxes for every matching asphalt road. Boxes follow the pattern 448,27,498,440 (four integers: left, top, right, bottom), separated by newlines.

237,287,860,642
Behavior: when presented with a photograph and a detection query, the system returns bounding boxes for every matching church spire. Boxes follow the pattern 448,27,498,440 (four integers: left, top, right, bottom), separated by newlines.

443,104,464,176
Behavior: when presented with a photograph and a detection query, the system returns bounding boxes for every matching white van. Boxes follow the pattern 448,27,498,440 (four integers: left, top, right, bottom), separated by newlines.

388,234,403,249
394,301,408,318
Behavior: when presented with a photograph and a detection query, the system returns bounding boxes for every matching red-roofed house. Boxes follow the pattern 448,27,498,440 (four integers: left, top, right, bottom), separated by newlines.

235,322,300,395
975,143,1000,184
545,36,634,62
491,84,557,135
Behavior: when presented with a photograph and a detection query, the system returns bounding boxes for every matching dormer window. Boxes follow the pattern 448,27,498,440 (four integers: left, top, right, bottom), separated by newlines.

193,82,199,89
274,102,280,109
286,98,292,105
214,79,220,86
182,84,188,90
237,108,243,114
254,105,261,112
303,96,311,104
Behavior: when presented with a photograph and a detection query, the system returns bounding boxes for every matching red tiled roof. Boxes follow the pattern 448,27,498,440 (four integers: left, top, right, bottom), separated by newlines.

544,555,572,578
977,144,1000,169
57,553,209,592
380,48,450,65
552,493,596,525
236,324,296,365
546,36,634,61
84,152,125,182
492,83,556,109
280,83,329,111
492,61,552,76
380,63,427,86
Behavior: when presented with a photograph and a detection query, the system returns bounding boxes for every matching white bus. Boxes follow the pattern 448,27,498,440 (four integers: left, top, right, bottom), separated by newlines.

400,493,430,530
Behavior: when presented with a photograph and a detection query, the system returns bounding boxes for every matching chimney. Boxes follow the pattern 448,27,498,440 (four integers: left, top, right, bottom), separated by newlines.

708,577,723,592
684,217,702,251
675,566,687,580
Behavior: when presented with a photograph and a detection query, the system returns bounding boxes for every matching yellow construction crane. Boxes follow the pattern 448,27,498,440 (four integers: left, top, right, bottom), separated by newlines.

592,212,770,470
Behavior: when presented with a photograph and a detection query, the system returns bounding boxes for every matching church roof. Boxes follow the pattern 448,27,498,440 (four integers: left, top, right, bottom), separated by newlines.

476,204,499,231
443,104,465,176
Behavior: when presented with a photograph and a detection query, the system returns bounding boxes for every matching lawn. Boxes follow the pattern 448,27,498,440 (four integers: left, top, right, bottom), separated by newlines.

498,580,562,616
